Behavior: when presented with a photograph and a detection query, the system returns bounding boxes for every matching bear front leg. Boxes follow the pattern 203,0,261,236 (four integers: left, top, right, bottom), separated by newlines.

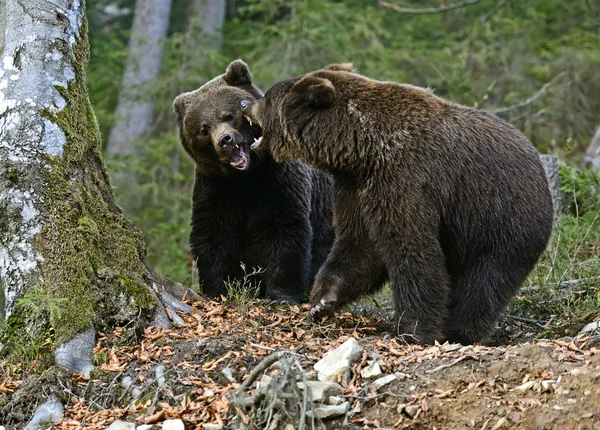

309,233,387,321
257,219,313,305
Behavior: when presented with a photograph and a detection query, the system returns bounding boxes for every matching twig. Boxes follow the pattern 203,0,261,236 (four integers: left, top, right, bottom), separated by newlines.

379,0,481,14
521,276,600,292
249,343,319,361
492,73,565,114
239,351,285,391
426,354,473,373
508,315,548,330
482,0,511,23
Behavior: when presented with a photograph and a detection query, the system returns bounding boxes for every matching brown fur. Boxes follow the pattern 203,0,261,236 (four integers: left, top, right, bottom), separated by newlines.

244,65,553,344
173,60,334,303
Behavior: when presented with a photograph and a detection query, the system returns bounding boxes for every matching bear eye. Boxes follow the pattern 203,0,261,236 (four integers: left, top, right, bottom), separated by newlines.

223,113,234,122
200,126,209,137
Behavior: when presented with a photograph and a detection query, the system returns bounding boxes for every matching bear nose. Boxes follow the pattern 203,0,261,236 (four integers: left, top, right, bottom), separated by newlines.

240,100,250,110
218,134,233,148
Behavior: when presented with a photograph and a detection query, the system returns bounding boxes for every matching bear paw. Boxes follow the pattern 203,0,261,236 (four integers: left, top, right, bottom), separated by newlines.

308,297,337,322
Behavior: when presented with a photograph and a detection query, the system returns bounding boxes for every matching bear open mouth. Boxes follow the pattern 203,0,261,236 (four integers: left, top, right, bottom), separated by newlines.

230,145,249,170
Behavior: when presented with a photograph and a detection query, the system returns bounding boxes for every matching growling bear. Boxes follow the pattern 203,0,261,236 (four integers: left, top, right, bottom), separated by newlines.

173,60,334,304
243,64,553,343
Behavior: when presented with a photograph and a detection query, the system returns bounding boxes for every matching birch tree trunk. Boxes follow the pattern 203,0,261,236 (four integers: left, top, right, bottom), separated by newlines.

188,0,226,49
106,0,173,156
0,0,188,360
584,123,600,172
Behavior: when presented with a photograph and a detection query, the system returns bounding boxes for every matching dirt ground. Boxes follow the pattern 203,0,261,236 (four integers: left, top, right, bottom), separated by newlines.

1,298,599,429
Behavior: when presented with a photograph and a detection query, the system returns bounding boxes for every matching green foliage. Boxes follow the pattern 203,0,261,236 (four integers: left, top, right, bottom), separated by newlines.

225,263,265,314
514,165,600,336
85,0,600,298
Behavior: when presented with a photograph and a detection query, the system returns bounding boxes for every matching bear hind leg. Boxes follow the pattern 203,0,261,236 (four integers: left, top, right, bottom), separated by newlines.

444,257,525,344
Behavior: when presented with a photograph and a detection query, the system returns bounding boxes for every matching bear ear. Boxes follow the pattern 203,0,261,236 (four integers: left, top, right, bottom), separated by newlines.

223,59,253,86
322,63,356,74
173,93,187,118
292,76,335,108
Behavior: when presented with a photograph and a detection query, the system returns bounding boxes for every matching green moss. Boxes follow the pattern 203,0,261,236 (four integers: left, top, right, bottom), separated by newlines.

2,165,19,186
33,17,154,345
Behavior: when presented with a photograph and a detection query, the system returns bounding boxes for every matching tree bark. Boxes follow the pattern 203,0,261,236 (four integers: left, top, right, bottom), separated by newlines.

584,123,600,172
106,0,173,156
188,0,226,49
0,0,188,357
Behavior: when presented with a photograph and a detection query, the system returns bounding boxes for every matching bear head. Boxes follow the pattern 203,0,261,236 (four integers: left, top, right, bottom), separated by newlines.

243,63,358,169
174,60,264,175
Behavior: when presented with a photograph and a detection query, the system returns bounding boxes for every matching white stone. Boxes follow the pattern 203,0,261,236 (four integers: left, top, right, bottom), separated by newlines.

23,394,63,430
297,380,343,402
360,360,382,379
202,425,222,430
314,338,363,382
372,374,398,391
136,425,154,430
162,420,185,430
327,396,343,405
404,404,420,418
579,320,600,335
107,421,136,430
305,402,350,419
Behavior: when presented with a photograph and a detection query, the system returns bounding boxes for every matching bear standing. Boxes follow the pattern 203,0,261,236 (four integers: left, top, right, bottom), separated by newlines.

244,64,553,344
173,60,334,304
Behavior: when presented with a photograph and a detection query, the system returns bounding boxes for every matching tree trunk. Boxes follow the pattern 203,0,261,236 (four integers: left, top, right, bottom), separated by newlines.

106,0,173,156
0,0,189,363
188,0,226,49
584,123,600,172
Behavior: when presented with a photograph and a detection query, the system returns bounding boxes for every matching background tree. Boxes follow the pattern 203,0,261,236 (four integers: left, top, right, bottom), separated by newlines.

106,0,173,159
584,123,600,171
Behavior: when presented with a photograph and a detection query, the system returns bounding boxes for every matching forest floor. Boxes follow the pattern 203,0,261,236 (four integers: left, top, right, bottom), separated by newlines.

1,296,600,430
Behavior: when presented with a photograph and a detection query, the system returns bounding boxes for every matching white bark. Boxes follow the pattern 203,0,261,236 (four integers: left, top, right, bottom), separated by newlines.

106,0,173,156
188,0,226,49
584,123,600,172
0,0,83,319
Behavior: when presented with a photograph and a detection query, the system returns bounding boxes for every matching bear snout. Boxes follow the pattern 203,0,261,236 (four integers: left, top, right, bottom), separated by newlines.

218,133,233,149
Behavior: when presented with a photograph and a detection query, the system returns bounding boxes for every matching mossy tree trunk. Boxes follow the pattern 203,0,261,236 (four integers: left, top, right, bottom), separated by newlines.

0,0,183,357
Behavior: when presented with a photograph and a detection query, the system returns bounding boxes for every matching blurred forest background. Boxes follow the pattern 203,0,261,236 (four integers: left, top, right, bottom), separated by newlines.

88,0,600,292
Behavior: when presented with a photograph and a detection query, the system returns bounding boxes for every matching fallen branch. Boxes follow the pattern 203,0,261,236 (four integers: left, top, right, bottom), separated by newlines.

508,315,548,330
482,0,511,23
379,0,481,14
492,73,565,114
240,351,284,391
426,354,476,373
521,276,600,293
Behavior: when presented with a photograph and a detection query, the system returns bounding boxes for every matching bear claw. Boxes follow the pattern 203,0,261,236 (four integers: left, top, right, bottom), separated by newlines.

308,298,336,322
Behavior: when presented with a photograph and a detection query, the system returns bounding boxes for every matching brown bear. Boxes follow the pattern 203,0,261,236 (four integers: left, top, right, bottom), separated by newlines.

243,64,553,344
173,60,334,304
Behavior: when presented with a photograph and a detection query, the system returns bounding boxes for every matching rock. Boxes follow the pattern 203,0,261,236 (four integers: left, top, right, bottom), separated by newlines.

283,425,295,430
121,376,134,390
106,421,136,430
24,394,64,430
221,367,236,383
202,424,223,430
404,404,420,418
162,420,185,430
136,425,154,430
371,374,397,391
258,374,272,392
306,402,351,419
155,365,166,389
327,396,343,405
360,361,382,379
581,412,594,419
579,320,600,335
297,381,344,402
539,154,567,220
396,403,406,413
394,372,409,381
54,328,95,377
314,338,362,383
541,380,556,392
